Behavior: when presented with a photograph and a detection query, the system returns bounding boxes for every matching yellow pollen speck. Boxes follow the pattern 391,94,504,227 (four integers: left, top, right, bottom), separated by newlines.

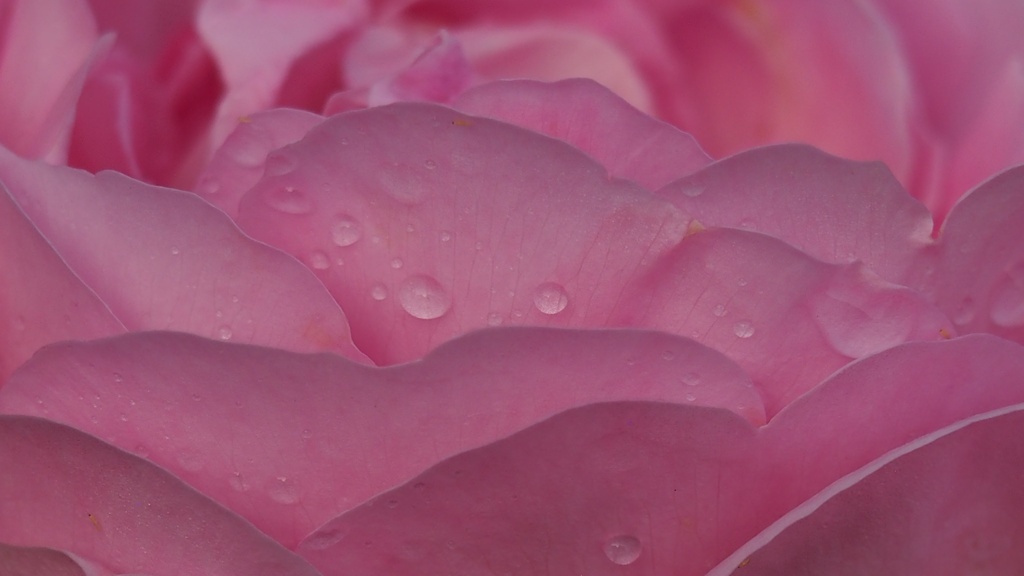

739,557,751,567
451,118,473,127
87,513,102,531
685,219,706,237
238,115,252,123
939,327,953,339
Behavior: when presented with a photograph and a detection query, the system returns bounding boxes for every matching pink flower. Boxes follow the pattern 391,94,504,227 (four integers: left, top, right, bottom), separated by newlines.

3,73,1024,572
3,0,1024,573
4,0,1022,222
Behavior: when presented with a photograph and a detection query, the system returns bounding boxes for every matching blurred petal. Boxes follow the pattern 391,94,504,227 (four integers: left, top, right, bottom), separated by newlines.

0,542,91,576
0,147,368,362
0,327,763,548
0,416,320,575
0,185,124,383
454,78,710,190
297,335,1024,575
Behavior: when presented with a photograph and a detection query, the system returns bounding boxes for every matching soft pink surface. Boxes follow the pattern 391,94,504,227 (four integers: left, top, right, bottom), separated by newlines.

295,335,1024,575
0,416,321,576
453,79,710,190
0,147,368,365
0,186,124,381
0,328,763,548
0,543,92,576
0,0,99,162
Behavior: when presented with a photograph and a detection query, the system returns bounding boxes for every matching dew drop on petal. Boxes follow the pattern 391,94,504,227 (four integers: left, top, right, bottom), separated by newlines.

712,304,728,317
989,263,1024,327
487,312,503,326
390,258,404,269
265,186,313,214
685,392,697,402
309,251,330,270
371,283,388,301
331,216,362,247
398,275,451,319
424,159,437,170
681,372,700,387
439,230,453,242
229,471,250,492
603,535,642,565
217,326,233,341
533,282,569,315
733,320,755,339
268,476,300,504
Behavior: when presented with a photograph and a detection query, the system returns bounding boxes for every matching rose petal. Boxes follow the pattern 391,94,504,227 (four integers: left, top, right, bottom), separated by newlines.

0,185,124,383
0,147,368,362
0,327,763,548
658,143,934,282
0,415,321,575
194,108,325,218
610,227,953,416
298,334,1024,575
0,0,99,161
710,407,1024,574
234,102,690,363
0,542,92,576
453,78,710,190
925,165,1024,344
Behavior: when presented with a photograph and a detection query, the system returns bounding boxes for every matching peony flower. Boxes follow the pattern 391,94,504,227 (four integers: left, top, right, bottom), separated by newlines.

4,0,1022,222
3,70,1024,573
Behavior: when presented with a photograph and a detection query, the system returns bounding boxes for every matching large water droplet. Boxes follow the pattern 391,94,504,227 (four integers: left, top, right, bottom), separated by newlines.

398,275,451,319
264,151,298,176
268,476,300,504
331,216,362,247
603,535,642,565
733,320,755,339
265,186,312,214
229,471,250,492
990,263,1024,327
533,282,569,315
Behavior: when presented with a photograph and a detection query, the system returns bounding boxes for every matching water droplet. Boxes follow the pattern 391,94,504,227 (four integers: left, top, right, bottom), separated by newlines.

113,372,123,383
533,282,569,315
265,186,312,214
371,283,388,301
439,230,453,242
170,246,181,256
603,535,642,565
217,326,233,341
990,263,1024,327
712,304,728,317
118,413,128,422
661,350,676,361
301,429,313,440
681,372,700,386
953,297,976,325
681,184,704,197
331,216,362,247
737,277,749,287
685,392,697,402
424,159,437,170
390,258,404,269
264,151,297,176
733,320,755,339
309,251,330,270
230,138,266,167
304,528,347,550
487,312,503,326
268,476,300,504
191,393,202,402
229,471,250,492
398,275,451,320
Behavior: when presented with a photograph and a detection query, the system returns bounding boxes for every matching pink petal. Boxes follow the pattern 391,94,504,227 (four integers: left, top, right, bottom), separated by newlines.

925,166,1024,344
610,227,953,416
453,78,710,190
197,0,368,146
0,186,124,383
0,0,99,162
234,102,690,363
194,108,325,218
0,542,92,576
712,407,1024,574
659,144,934,282
0,416,320,575
660,0,915,183
297,335,1024,575
0,328,763,548
0,147,368,362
